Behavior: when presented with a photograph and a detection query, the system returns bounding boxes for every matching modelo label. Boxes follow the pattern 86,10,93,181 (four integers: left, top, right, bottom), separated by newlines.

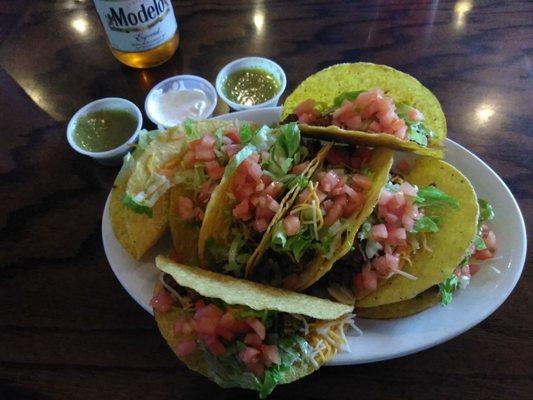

94,0,177,52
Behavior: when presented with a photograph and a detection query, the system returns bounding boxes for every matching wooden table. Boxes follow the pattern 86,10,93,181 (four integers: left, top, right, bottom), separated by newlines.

1,1,531,399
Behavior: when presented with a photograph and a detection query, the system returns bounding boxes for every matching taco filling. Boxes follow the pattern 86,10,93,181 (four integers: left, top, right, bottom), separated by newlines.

437,198,497,306
249,144,393,291
152,257,356,398
200,123,315,276
327,172,459,302
172,122,256,223
285,88,435,147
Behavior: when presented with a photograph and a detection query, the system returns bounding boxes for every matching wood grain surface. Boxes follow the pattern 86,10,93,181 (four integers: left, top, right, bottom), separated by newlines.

0,0,531,399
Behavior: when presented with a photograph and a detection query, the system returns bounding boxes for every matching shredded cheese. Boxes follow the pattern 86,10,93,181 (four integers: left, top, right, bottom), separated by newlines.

158,273,193,312
307,313,360,364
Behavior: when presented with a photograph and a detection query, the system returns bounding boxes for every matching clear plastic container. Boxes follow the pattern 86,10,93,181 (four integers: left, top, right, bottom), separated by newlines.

144,75,217,129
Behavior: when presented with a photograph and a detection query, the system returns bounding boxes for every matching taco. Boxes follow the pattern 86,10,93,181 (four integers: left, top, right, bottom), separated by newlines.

318,157,479,314
167,120,260,264
281,63,445,158
109,126,185,259
111,120,256,261
152,256,356,398
198,122,321,277
247,143,394,291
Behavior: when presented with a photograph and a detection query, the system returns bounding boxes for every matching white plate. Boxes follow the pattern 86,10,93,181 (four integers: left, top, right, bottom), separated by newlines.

102,106,527,365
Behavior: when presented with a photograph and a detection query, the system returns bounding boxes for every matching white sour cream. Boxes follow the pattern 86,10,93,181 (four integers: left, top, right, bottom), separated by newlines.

147,83,211,127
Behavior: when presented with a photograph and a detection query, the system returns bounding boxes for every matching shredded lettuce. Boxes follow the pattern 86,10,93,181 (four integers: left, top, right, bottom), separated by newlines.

196,328,308,398
214,127,223,147
396,103,435,147
406,121,433,146
251,125,276,151
224,229,251,276
361,167,374,178
415,186,459,209
478,199,495,224
412,215,441,233
358,221,372,241
224,144,257,178
271,221,287,248
438,274,459,306
183,118,201,141
473,234,487,250
271,223,314,262
385,181,400,192
114,153,135,186
332,90,365,108
122,194,153,217
261,123,306,180
239,123,254,145
135,129,162,157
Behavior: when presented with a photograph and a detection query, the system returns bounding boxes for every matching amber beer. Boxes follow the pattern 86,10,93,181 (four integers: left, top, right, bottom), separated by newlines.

94,0,179,68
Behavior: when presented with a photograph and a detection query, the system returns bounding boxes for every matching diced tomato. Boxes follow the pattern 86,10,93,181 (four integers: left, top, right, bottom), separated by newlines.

342,198,362,218
353,272,364,293
344,114,363,130
408,107,424,121
173,318,187,335
283,215,301,236
400,182,418,197
264,182,284,198
246,362,265,377
352,174,372,191
378,188,394,205
323,194,347,226
319,171,340,192
205,160,225,180
245,317,266,340
388,227,407,245
291,161,310,175
253,218,268,233
225,128,241,144
396,159,411,173
371,224,388,241
401,214,415,232
388,192,406,210
294,99,319,124
326,148,350,166
221,144,241,157
201,134,216,147
195,299,205,310
239,346,261,364
202,334,226,356
150,289,174,313
483,230,497,252
233,318,252,334
219,312,237,330
216,327,235,341
233,199,251,220
475,248,493,260
177,196,195,220
469,264,481,276
195,145,216,162
362,265,378,291
175,340,197,357
244,332,263,348
261,344,281,366
194,303,224,320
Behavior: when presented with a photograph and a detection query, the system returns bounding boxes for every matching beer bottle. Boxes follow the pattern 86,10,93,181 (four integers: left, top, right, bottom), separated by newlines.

94,0,180,69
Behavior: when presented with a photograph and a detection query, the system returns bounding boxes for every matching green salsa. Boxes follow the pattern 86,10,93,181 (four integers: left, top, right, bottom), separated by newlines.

73,109,137,152
223,67,280,106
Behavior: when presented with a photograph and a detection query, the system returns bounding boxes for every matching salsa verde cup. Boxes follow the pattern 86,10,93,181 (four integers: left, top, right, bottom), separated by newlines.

67,98,143,166
215,57,287,111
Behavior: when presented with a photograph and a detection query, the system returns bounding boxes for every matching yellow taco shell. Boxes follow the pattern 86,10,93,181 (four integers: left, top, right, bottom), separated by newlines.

282,62,445,158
